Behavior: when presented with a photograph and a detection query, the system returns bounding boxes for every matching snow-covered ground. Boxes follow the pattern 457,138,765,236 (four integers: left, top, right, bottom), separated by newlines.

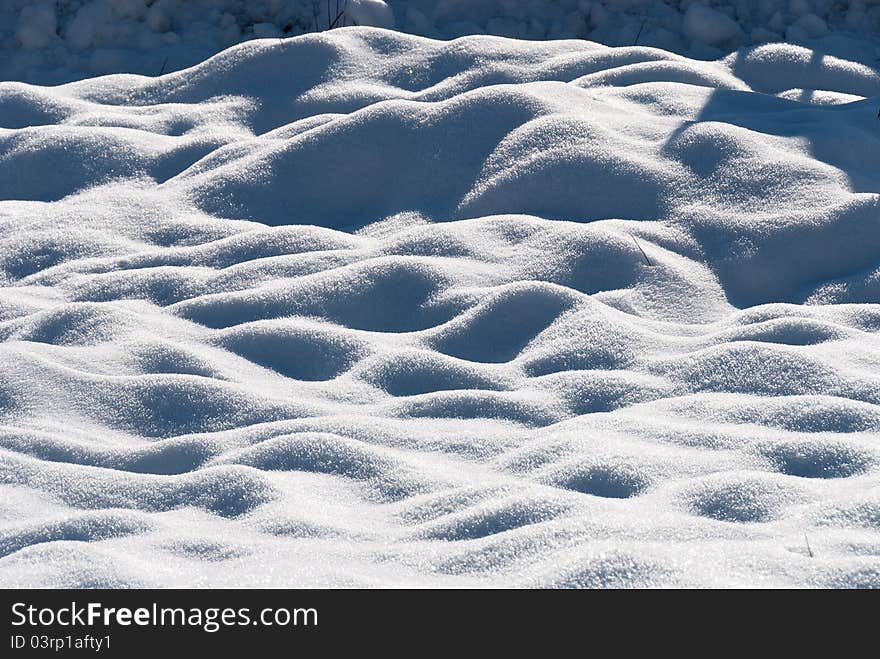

3,0,880,83
2,18,880,587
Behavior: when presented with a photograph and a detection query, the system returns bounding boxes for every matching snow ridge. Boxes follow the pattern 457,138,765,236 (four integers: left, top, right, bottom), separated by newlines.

1,28,879,587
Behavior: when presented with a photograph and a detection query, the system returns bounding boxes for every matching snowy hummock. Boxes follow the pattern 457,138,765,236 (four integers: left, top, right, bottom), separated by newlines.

1,28,880,587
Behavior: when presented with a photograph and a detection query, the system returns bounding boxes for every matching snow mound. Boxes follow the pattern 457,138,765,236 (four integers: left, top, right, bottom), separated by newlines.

1,28,880,587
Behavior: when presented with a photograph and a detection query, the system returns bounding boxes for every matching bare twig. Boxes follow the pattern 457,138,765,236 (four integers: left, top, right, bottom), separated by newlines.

328,10,346,29
634,19,646,47
630,233,653,266
323,0,348,30
158,56,169,76
804,533,814,558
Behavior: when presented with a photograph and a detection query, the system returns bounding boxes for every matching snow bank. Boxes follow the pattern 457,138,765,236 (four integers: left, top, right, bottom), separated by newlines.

2,1,880,83
1,28,879,587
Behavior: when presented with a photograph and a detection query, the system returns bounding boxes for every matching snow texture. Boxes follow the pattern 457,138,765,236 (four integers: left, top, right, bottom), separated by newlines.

1,26,879,587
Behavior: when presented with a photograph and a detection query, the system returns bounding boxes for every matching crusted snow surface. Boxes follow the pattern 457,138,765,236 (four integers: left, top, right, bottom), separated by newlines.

1,28,879,587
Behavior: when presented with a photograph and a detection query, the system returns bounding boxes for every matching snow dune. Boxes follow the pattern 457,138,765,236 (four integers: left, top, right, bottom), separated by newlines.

1,28,879,587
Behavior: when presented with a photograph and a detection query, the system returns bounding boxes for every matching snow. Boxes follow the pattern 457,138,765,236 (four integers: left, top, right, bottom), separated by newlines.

1,21,880,588
2,1,880,83
682,4,744,49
